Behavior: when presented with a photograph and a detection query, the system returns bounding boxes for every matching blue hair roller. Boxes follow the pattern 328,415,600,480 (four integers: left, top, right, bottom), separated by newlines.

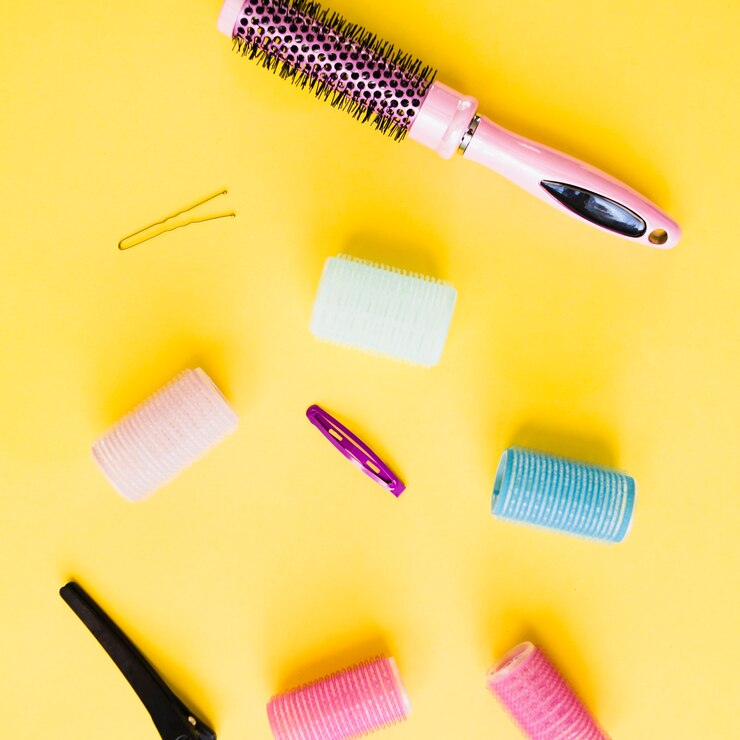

492,447,636,543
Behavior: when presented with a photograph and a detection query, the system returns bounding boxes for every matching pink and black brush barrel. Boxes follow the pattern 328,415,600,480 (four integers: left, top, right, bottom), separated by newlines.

218,0,679,246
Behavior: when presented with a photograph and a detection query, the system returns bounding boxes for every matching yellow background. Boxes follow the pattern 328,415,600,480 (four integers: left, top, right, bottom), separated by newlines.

1,0,738,737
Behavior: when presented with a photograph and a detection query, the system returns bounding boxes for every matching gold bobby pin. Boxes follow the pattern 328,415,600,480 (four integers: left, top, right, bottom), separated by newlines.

118,189,235,251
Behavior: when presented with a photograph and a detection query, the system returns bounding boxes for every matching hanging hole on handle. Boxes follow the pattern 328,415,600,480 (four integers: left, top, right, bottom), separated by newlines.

649,229,668,245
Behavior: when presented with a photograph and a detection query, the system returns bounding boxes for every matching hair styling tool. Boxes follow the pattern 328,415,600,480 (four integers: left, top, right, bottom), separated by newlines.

118,189,234,251
307,404,405,496
492,446,635,543
60,582,216,740
266,656,411,739
217,0,679,247
310,254,457,366
92,368,238,501
487,641,607,739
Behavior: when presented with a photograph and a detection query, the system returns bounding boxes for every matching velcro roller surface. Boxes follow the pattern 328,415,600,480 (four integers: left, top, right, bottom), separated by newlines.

92,368,238,501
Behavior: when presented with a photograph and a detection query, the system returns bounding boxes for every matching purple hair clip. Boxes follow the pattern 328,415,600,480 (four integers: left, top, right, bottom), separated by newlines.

306,405,405,497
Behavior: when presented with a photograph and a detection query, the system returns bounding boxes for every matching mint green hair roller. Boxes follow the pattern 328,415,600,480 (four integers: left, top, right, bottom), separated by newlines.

492,447,636,543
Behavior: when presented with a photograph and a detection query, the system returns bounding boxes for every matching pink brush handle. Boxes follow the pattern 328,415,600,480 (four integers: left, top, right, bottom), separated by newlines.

410,82,680,247
463,115,679,247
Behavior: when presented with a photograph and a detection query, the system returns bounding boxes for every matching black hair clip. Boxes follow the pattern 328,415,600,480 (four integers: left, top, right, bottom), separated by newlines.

60,582,216,740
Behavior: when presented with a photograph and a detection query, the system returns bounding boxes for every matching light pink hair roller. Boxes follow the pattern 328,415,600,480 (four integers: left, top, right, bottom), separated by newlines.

487,642,608,739
267,656,411,740
92,368,238,501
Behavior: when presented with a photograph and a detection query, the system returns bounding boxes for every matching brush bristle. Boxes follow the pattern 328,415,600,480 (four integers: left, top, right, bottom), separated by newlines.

310,255,457,367
230,0,437,140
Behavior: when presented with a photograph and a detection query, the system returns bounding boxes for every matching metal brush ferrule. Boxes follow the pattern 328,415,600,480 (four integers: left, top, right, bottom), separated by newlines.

458,115,481,154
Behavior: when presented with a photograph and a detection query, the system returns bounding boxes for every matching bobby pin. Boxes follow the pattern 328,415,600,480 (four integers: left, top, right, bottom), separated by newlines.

118,189,235,251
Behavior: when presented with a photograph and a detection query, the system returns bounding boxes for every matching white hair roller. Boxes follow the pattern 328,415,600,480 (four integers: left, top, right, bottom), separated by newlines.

310,254,457,367
92,368,238,501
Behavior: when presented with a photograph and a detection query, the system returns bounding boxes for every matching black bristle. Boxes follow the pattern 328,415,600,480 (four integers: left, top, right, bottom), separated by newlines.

231,0,437,140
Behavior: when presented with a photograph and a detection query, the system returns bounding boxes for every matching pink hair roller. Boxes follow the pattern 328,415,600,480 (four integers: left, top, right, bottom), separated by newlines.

487,642,608,739
92,368,238,501
266,656,411,739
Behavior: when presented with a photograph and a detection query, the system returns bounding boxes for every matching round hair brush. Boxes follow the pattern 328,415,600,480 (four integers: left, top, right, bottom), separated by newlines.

218,0,679,247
